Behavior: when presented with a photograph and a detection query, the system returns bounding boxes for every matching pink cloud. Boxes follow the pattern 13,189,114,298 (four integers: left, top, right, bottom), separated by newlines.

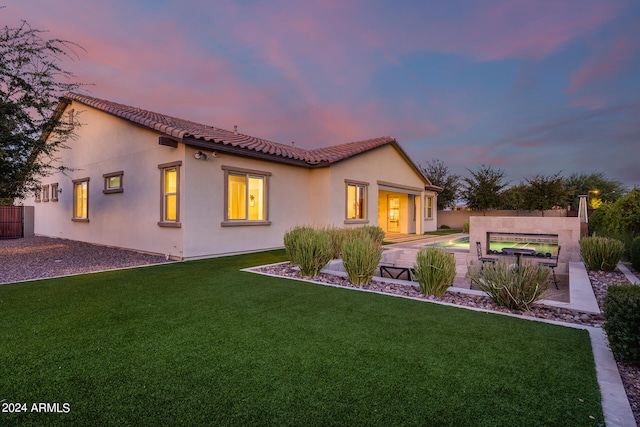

568,36,639,94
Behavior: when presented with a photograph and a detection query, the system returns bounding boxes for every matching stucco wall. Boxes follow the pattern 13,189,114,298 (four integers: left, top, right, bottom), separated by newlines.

25,102,186,258
25,102,434,259
325,144,434,233
439,209,568,229
469,216,581,275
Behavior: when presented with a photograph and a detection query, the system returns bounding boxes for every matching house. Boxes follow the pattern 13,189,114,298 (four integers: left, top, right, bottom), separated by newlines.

25,93,440,259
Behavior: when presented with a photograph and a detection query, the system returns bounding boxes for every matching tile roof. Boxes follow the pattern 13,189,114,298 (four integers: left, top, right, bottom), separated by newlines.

61,93,429,184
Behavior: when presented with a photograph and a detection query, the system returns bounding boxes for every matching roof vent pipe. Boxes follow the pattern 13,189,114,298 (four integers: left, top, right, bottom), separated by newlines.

234,125,238,135
291,141,295,148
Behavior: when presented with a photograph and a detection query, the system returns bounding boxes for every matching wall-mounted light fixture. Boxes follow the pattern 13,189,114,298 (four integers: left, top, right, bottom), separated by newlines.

194,151,219,160
194,151,210,160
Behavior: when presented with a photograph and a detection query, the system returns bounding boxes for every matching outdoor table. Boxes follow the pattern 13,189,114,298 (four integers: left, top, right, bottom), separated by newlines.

501,248,536,266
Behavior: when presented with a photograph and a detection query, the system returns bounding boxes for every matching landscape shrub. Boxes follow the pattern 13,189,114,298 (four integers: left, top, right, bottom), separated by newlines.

283,226,333,277
324,226,349,259
468,259,551,310
413,247,456,297
631,236,640,272
440,224,451,229
342,236,383,286
579,236,625,271
462,221,470,234
353,225,385,245
603,285,640,366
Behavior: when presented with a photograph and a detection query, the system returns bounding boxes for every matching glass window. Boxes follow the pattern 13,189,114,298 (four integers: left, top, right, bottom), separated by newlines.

425,196,433,220
51,183,59,202
73,178,89,221
346,183,367,220
223,166,270,225
103,171,123,193
42,184,49,202
158,162,181,227
227,173,265,221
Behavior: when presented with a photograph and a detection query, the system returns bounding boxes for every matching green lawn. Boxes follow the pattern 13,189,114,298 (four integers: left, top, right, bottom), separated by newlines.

1,250,603,426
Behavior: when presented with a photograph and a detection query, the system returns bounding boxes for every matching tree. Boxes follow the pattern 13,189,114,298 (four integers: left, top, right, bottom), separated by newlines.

564,172,626,210
520,173,570,215
1,14,84,203
420,158,460,210
460,164,507,212
501,184,526,210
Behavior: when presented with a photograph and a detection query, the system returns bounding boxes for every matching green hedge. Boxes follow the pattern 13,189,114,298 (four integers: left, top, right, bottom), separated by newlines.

630,236,640,272
604,285,640,366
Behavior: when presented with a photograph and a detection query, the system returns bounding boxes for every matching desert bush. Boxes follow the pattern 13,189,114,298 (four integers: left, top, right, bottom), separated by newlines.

354,225,385,245
630,236,640,271
579,236,625,271
413,248,456,297
283,226,333,277
342,236,383,286
462,221,470,234
324,226,348,259
440,224,451,229
468,259,551,310
603,285,640,366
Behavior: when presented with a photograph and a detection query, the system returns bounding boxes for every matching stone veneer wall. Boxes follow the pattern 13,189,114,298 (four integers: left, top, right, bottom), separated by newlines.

469,216,581,275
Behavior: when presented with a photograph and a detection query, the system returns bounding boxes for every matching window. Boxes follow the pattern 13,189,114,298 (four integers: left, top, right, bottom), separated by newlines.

158,161,181,227
425,195,433,220
72,178,89,221
222,166,270,226
346,181,367,222
103,171,124,194
42,184,50,202
35,184,41,202
51,183,59,202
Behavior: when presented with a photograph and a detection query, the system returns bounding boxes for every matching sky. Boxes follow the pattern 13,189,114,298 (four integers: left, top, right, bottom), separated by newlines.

3,0,640,188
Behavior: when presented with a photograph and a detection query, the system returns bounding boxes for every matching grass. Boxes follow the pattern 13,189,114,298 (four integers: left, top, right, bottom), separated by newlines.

0,250,603,426
423,229,464,236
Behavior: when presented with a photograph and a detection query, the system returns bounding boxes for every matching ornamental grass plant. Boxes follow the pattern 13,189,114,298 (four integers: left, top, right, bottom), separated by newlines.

579,236,625,271
412,247,456,297
283,226,333,276
468,259,551,310
341,236,383,286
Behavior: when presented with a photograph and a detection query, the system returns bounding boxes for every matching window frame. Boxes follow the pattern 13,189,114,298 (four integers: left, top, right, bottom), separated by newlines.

222,165,271,227
158,161,182,228
345,180,369,224
72,178,90,222
51,183,59,202
42,184,50,202
425,195,434,220
103,171,124,194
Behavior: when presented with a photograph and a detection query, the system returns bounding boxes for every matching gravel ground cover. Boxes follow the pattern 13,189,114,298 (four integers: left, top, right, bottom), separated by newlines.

0,236,169,284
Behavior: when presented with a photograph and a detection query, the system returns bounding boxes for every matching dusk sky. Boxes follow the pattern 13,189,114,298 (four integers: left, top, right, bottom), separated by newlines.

4,1,639,188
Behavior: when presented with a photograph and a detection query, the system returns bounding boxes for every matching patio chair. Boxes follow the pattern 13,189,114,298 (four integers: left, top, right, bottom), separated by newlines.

540,246,561,289
476,242,496,265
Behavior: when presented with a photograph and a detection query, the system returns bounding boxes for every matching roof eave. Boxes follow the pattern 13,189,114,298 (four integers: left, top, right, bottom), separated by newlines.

182,137,311,167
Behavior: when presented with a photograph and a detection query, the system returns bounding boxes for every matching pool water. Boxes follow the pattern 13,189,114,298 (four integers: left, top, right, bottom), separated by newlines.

429,237,558,256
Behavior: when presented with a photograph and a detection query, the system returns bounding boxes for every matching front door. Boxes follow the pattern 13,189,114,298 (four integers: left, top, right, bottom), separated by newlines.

388,195,400,233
